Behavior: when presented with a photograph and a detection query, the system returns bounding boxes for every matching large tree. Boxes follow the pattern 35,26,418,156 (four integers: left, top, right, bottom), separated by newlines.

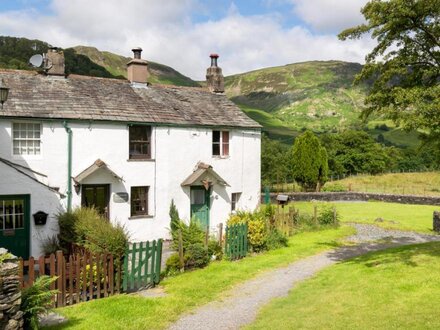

339,0,440,137
292,131,328,191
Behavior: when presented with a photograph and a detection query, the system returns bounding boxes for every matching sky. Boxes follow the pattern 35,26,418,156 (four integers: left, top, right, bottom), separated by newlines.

0,0,374,80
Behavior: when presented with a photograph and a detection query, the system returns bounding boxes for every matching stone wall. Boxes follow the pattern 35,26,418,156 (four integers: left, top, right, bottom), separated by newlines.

268,192,440,206
0,250,24,330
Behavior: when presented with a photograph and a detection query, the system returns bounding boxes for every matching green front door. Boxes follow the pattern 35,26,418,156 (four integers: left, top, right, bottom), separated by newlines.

190,186,210,229
0,195,30,259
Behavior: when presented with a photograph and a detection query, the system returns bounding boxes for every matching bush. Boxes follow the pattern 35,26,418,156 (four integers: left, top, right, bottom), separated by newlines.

40,235,61,255
21,276,58,330
165,253,181,276
318,206,340,226
322,183,348,192
208,239,223,260
227,211,268,252
57,207,129,257
171,217,205,252
184,243,210,269
266,229,288,250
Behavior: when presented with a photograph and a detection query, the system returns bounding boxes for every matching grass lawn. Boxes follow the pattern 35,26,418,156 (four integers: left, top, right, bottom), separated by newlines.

248,242,440,329
46,226,354,330
327,172,440,196
292,201,439,234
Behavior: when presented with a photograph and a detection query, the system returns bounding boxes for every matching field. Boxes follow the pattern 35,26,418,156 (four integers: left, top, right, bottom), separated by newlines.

326,172,440,196
248,242,440,329
292,201,438,233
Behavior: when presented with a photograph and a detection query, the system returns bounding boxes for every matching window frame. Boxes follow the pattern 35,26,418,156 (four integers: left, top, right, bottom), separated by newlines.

231,192,241,212
11,122,42,157
212,130,230,157
130,186,149,217
129,125,152,160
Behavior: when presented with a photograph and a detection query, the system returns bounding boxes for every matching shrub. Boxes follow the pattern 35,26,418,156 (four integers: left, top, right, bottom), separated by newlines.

318,206,340,226
21,276,58,330
322,183,348,192
171,217,205,252
247,216,268,252
184,243,210,269
57,211,77,253
165,253,181,276
40,235,61,255
266,229,288,250
169,199,180,234
208,239,223,260
57,207,129,257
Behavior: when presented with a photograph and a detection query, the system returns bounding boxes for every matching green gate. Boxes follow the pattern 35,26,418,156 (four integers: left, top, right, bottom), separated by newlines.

123,239,163,291
225,223,248,260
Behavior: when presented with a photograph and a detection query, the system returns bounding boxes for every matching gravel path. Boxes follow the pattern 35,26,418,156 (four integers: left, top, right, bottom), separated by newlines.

168,224,440,330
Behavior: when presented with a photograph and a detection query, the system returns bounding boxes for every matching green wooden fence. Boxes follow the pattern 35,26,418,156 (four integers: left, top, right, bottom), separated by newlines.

123,239,163,291
225,223,248,260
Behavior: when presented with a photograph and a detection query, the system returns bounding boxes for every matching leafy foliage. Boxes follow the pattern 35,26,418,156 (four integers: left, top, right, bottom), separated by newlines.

318,206,340,226
21,276,58,330
322,182,348,192
261,135,292,185
339,0,440,146
39,235,61,255
169,199,180,234
57,207,129,257
292,131,329,190
266,228,289,250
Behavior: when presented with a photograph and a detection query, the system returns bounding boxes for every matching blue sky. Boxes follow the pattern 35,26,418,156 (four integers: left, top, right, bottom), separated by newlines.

0,0,372,79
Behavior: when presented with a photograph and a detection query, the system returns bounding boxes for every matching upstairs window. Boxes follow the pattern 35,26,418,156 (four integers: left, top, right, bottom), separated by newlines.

131,186,149,217
129,126,151,159
231,192,241,212
12,123,41,155
212,130,229,157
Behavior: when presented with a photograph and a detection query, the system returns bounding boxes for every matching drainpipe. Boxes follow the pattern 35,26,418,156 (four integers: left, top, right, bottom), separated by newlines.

63,121,73,212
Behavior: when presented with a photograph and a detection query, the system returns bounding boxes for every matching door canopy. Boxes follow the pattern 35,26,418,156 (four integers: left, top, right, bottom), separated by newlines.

73,159,124,184
181,162,229,190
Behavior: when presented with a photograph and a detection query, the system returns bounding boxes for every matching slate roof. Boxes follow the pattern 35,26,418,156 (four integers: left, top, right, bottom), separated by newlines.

0,69,260,128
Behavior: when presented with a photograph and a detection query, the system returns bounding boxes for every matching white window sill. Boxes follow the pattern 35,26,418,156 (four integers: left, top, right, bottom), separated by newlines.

212,155,230,159
129,215,154,220
127,158,155,162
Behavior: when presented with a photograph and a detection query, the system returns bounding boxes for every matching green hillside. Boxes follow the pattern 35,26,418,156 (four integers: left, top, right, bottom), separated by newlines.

225,61,419,147
0,36,199,87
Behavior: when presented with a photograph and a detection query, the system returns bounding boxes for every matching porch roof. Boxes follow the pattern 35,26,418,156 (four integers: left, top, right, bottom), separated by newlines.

73,159,124,183
181,162,229,187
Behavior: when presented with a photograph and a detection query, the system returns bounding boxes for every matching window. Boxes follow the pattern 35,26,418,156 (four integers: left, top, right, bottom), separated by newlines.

129,126,152,159
212,130,229,157
0,199,25,230
231,192,241,212
130,186,149,217
12,123,41,155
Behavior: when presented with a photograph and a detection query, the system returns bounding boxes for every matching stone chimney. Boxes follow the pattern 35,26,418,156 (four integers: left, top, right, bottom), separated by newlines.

206,54,224,93
127,47,149,84
45,47,65,76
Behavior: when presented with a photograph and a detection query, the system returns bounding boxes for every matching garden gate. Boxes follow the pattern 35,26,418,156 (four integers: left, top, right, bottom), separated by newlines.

225,223,248,260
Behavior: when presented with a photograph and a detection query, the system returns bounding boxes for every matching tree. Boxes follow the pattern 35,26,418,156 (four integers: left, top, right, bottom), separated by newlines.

292,131,328,191
169,199,180,234
261,135,291,185
339,0,440,138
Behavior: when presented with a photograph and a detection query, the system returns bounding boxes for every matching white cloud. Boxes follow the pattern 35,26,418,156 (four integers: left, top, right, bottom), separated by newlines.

291,0,368,32
0,0,375,80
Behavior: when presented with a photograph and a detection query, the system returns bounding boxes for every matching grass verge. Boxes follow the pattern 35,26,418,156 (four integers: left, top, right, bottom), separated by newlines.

248,242,440,329
292,201,438,234
45,226,354,330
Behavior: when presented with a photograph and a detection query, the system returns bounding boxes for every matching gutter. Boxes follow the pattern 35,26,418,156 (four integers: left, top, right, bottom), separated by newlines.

63,121,73,211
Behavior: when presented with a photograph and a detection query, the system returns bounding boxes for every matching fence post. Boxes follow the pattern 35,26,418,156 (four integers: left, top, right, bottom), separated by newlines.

56,250,64,307
313,205,318,225
178,229,184,272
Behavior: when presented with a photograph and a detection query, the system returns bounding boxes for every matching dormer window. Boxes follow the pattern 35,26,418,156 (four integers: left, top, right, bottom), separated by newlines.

129,125,151,159
212,130,229,157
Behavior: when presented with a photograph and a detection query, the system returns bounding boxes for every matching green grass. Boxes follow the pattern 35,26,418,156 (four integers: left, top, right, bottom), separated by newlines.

327,172,440,196
248,242,440,329
292,201,438,234
46,227,354,330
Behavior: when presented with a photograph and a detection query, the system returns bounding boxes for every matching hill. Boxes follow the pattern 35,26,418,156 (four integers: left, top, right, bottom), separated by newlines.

224,61,418,147
0,36,199,87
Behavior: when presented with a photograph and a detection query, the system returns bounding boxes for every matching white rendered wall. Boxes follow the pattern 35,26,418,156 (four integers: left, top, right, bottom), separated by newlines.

0,119,261,256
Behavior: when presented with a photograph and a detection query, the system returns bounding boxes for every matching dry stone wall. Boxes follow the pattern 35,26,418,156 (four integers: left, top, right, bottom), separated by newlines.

269,192,440,206
0,249,24,330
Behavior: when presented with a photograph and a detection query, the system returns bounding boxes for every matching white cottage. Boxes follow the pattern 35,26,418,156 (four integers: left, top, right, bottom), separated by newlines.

0,48,261,258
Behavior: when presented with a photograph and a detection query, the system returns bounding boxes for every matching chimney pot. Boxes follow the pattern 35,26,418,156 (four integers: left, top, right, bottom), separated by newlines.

206,53,224,93
132,47,143,59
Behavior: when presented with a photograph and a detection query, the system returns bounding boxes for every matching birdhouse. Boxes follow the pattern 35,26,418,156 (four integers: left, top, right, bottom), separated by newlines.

276,194,289,208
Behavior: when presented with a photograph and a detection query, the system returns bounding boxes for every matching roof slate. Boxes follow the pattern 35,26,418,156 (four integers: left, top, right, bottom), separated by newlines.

0,70,260,128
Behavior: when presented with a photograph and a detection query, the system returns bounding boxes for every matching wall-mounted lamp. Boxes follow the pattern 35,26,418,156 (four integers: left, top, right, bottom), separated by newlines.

0,79,9,110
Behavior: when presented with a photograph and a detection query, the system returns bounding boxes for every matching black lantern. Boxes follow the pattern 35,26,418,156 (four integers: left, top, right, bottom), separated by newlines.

0,78,9,109
33,211,49,225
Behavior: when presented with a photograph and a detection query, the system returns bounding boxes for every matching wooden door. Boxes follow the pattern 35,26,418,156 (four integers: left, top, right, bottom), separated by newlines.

81,184,110,219
190,186,210,230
